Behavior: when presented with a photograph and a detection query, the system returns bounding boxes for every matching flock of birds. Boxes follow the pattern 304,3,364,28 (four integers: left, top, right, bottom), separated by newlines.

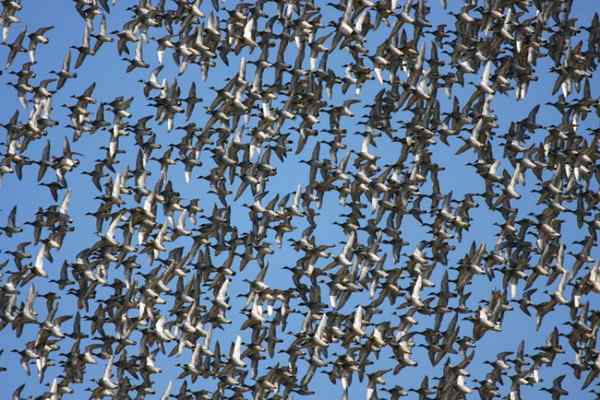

0,0,599,399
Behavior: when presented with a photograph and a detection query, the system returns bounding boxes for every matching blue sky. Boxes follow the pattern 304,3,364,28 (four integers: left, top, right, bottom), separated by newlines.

0,1,599,399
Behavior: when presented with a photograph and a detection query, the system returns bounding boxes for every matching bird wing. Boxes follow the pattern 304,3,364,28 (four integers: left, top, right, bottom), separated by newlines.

316,313,327,338
361,134,371,156
160,381,172,400
111,171,122,200
8,205,17,228
232,335,244,364
243,16,255,43
34,244,47,276
341,230,355,258
411,274,423,301
104,212,121,243
481,60,492,87
103,354,114,382
293,184,302,209
353,306,363,333
216,278,230,303
59,191,71,215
